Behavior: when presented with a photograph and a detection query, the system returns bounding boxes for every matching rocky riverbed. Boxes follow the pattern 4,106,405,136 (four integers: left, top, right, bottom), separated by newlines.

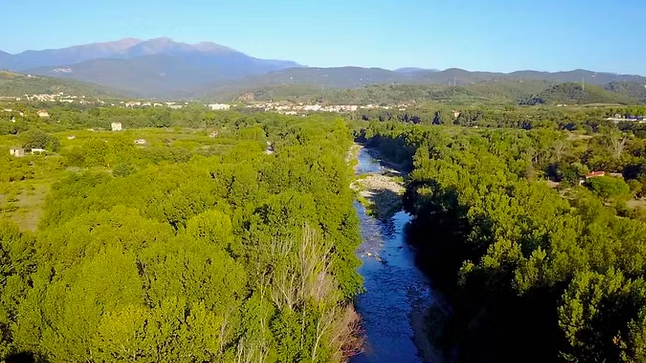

351,146,405,219
350,144,445,363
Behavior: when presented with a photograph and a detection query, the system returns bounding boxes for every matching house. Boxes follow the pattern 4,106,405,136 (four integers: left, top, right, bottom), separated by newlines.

585,171,606,179
134,139,147,145
9,147,25,157
209,131,219,138
453,110,461,119
111,122,123,131
30,148,45,154
67,135,76,140
37,110,50,118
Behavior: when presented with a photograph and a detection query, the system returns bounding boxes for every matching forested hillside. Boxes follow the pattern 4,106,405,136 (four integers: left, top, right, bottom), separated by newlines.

0,71,123,98
522,82,638,105
0,109,363,362
208,80,646,107
606,81,646,104
360,121,646,362
214,80,552,105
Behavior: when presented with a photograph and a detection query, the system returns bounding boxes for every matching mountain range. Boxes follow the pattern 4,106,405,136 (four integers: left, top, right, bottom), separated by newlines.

0,38,300,98
1,37,646,103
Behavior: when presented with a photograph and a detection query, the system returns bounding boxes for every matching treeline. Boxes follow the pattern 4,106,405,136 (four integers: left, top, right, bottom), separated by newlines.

0,104,259,134
361,122,646,362
0,114,363,362
355,105,646,135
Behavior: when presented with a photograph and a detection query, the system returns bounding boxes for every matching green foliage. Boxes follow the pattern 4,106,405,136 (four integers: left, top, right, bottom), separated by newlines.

522,82,637,105
0,112,363,362
587,176,630,200
20,129,60,151
362,123,646,363
0,70,120,98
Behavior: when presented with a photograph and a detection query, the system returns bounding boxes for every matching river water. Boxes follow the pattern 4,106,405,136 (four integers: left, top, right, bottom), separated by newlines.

350,148,442,363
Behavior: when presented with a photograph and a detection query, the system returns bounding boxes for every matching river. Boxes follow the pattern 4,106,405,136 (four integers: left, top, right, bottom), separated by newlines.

350,147,443,363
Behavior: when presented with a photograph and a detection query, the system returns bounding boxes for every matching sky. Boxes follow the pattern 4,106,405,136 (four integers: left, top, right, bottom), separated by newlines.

2,0,646,74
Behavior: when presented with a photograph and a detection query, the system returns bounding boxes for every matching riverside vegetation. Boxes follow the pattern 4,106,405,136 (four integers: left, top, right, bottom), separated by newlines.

360,119,646,363
0,106,364,362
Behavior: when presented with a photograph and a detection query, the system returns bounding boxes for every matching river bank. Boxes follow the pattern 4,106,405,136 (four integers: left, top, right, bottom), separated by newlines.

350,145,445,363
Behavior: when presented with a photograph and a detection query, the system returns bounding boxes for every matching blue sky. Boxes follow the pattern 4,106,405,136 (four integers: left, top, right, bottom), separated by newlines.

2,0,645,74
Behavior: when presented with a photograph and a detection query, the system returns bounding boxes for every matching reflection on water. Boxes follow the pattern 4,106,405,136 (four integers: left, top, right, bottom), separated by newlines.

355,147,384,175
351,147,440,363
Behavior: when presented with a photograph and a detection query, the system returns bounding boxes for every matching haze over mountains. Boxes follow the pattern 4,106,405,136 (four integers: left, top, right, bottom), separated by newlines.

1,37,646,102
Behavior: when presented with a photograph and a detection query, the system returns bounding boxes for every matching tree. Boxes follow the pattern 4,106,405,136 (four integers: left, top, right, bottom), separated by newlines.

587,176,630,200
20,129,59,151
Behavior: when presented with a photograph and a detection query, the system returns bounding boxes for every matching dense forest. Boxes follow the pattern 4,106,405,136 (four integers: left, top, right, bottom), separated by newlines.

0,108,364,362
355,104,646,135
360,121,646,362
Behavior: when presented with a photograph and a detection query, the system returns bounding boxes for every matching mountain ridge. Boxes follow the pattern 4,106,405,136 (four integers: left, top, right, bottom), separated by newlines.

2,38,646,100
0,37,298,71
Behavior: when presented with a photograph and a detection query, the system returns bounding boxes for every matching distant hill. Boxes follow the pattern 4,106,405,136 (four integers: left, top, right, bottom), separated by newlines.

509,69,642,85
1,38,142,70
0,70,124,98
394,67,438,73
605,81,646,103
521,82,638,105
202,67,646,100
1,37,262,70
2,38,300,98
29,52,301,98
206,79,554,105
0,51,11,65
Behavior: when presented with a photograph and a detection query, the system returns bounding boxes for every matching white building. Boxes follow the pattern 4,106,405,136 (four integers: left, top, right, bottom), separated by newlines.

9,147,25,157
37,110,50,118
134,139,147,145
31,148,45,154
111,122,123,131
208,103,231,110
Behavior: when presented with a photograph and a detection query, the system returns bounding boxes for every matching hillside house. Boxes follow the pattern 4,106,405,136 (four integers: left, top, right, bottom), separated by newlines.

10,147,25,157
37,110,50,118
111,122,123,131
31,148,45,154
67,135,76,140
134,139,147,145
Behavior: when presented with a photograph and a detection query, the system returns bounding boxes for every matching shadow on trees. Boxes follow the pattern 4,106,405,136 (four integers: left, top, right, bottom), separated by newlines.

364,188,403,221
5,352,39,363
